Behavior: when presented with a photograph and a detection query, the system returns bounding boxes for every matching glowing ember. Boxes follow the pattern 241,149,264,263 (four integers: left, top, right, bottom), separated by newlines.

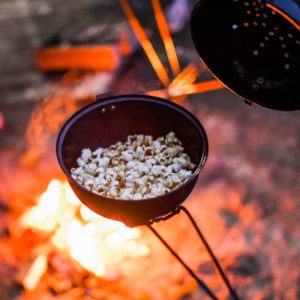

20,179,151,279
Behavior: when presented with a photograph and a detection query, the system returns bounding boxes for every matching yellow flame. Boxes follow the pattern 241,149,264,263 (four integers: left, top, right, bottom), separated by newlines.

20,179,150,278
23,254,48,291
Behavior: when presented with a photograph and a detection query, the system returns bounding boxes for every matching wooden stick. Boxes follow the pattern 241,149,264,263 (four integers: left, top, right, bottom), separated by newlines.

34,45,120,71
120,0,170,87
147,80,224,98
151,0,181,76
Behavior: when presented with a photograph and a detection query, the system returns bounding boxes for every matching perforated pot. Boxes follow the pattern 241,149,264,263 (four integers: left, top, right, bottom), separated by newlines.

191,0,300,110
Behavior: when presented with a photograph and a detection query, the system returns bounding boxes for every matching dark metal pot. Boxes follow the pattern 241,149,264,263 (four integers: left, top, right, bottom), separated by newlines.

56,94,208,227
191,0,300,110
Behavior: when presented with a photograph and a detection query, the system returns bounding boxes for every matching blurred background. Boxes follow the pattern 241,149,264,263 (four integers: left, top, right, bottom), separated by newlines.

0,0,299,299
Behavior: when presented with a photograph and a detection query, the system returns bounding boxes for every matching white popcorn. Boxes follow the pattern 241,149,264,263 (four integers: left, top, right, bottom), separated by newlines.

77,158,86,167
71,166,83,175
125,181,134,188
136,134,144,145
172,163,180,172
133,193,142,200
151,165,162,176
97,157,110,167
151,183,165,196
138,164,149,175
83,173,94,181
94,147,103,157
71,132,196,200
177,156,187,166
136,146,144,160
106,149,118,158
121,150,133,161
96,167,105,175
178,169,192,180
126,174,135,183
171,173,181,184
152,141,161,153
106,168,115,177
81,148,92,162
134,178,145,186
120,188,133,200
85,163,97,175
126,161,135,170
84,179,94,188
165,165,173,174
146,158,156,166
111,180,120,187
108,188,118,198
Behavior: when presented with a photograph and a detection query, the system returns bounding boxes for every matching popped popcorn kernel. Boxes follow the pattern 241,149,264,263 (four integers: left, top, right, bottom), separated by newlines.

71,132,196,200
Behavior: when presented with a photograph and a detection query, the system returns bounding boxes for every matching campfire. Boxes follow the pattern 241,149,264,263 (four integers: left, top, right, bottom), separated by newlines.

0,0,299,299
20,179,151,288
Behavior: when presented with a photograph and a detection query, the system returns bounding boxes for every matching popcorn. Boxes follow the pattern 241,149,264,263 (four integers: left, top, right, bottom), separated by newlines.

81,148,92,162
85,163,97,175
71,132,196,200
97,157,110,167
94,147,103,157
121,150,133,161
138,164,150,175
77,158,86,167
151,165,162,176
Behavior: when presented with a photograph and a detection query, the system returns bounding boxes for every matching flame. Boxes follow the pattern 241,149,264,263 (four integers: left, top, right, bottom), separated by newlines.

23,253,48,291
20,179,150,279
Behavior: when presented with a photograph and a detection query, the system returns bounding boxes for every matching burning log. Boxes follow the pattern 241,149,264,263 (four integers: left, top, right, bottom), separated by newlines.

34,45,120,72
151,0,181,76
120,0,170,87
147,79,224,99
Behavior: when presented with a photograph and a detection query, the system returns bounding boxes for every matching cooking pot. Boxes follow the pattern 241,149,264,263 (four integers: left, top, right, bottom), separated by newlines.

56,94,208,227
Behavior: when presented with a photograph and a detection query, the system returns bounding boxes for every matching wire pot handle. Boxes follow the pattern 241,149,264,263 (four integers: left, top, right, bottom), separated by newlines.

147,205,240,300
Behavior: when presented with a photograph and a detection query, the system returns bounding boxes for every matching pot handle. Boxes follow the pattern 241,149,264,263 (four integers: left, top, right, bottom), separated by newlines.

96,92,114,102
148,206,240,300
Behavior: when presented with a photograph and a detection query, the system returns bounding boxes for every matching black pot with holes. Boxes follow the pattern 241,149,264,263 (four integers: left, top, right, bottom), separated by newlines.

190,0,300,110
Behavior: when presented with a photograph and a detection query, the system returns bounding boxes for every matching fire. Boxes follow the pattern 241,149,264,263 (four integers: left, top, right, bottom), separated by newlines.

20,179,150,281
